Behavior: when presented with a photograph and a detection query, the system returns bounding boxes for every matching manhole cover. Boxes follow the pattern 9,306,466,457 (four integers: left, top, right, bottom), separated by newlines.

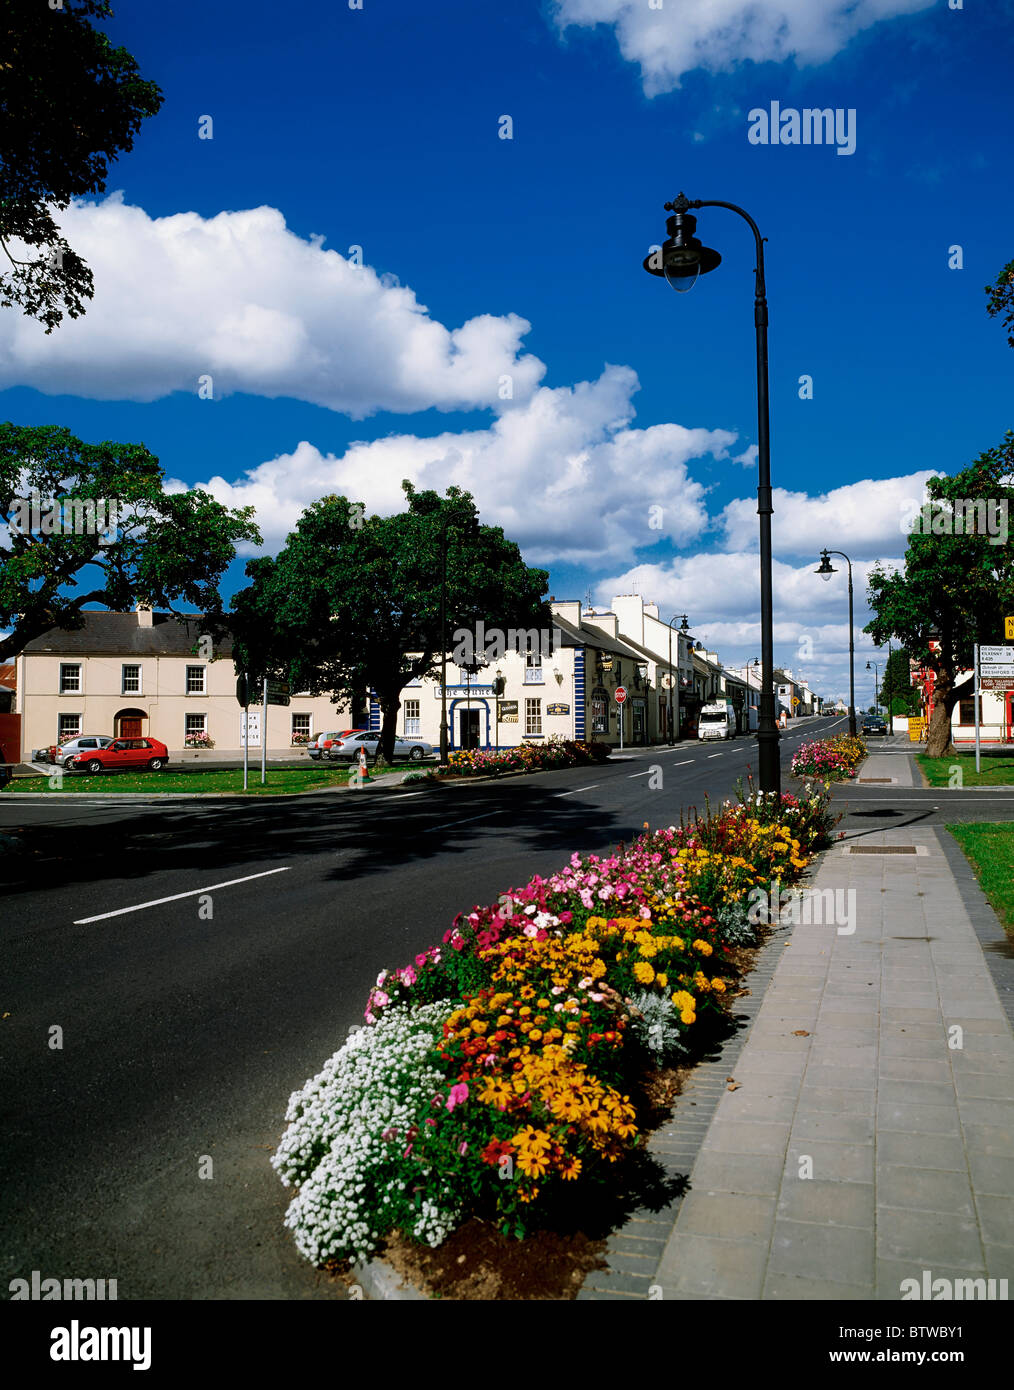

848,845,918,854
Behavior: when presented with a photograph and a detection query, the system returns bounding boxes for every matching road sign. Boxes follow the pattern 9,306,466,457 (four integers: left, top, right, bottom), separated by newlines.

979,646,1014,664
792,697,800,706
236,674,249,707
1006,617,1014,641
249,679,291,707
615,686,627,704
981,676,1014,691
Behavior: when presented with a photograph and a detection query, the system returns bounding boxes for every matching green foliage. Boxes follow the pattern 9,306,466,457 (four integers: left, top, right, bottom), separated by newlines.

864,433,1014,752
0,422,260,661
0,1,163,331
985,258,1014,351
230,482,550,761
880,648,921,716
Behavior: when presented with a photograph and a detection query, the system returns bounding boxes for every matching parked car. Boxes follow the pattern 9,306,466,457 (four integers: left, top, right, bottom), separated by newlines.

307,729,361,761
66,737,170,773
862,715,888,737
325,731,434,763
38,734,115,768
0,740,10,790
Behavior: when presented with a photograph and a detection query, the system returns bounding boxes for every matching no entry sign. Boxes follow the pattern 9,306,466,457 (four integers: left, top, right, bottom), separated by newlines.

615,686,627,704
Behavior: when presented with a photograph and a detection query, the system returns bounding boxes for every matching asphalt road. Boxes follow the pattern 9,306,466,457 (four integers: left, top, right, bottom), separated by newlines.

2,717,1012,1299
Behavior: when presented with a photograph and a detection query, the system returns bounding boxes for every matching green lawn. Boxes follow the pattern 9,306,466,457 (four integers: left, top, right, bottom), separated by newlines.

2,763,421,796
947,823,1014,935
917,753,1014,788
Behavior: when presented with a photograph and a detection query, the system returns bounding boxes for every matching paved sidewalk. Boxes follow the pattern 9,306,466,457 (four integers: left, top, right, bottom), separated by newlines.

580,751,1014,1300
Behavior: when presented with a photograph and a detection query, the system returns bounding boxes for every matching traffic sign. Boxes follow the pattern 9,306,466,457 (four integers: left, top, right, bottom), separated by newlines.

615,686,627,704
1006,616,1014,641
979,646,1014,664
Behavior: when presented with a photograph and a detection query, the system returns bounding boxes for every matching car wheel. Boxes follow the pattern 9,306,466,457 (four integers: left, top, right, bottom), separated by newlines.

148,758,164,770
86,759,103,774
409,746,425,762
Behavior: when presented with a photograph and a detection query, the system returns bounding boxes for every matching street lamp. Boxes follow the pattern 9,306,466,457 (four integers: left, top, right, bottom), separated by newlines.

816,548,857,737
667,613,689,746
866,659,880,717
644,193,779,793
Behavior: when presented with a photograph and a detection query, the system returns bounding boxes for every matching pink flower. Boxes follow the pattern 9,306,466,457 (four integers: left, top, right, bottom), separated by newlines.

401,965,417,986
458,1141,469,1156
415,952,428,968
374,990,389,1008
446,1082,469,1111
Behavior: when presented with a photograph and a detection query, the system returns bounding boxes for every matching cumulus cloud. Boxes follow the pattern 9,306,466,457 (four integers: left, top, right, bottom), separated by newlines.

553,0,935,94
594,550,893,700
719,471,938,558
175,366,738,567
0,195,544,418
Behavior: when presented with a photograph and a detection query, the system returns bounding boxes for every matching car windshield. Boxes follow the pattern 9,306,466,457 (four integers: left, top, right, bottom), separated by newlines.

700,712,726,722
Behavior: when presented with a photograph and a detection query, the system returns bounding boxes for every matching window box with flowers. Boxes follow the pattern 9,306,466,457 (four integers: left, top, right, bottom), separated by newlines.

184,731,216,750
291,731,313,746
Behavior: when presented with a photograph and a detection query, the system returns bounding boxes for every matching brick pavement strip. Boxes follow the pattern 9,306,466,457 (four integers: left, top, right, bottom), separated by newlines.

579,750,1014,1302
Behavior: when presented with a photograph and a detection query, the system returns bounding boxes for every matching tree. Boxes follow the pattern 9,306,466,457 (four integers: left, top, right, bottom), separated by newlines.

864,433,1014,756
985,257,1014,350
879,647,921,718
1,0,163,331
230,483,550,764
0,422,260,661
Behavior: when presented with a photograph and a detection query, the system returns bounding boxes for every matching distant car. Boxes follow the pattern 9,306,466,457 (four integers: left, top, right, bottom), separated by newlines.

307,729,361,761
66,737,170,773
862,716,888,737
39,734,115,769
325,731,434,764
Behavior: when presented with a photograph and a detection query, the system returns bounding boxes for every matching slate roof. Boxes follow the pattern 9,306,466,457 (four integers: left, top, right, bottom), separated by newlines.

19,612,235,658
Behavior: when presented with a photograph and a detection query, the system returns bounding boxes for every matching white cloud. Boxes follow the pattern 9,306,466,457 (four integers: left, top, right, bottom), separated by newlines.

595,550,895,701
553,0,935,95
719,471,938,558
176,366,738,567
0,196,545,418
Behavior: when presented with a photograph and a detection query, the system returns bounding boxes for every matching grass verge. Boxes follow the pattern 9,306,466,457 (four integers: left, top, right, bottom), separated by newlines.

947,822,1014,934
917,753,1014,788
2,764,420,795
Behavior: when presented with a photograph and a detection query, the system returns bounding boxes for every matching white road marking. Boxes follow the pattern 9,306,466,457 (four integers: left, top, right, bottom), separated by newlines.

556,784,600,797
422,810,507,833
628,770,654,778
671,760,693,767
707,753,724,759
73,867,291,924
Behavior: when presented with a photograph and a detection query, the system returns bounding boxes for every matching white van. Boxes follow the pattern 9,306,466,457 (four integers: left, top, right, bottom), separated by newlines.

698,701,737,740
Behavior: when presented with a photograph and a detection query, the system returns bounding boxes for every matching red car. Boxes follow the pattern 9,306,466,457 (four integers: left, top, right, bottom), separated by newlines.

68,737,170,774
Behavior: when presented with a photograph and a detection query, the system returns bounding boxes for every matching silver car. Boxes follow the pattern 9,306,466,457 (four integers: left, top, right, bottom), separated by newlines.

38,734,114,769
325,731,434,764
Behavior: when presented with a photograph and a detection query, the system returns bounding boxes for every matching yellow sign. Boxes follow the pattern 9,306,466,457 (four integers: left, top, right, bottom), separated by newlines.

1006,615,1014,640
908,716,926,742
792,697,800,706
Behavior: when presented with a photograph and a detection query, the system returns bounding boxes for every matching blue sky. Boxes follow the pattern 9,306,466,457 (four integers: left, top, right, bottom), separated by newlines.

3,0,1013,706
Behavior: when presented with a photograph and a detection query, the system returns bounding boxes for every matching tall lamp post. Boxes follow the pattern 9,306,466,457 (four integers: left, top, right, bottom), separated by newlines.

866,660,880,717
667,613,689,745
644,193,779,793
816,549,857,736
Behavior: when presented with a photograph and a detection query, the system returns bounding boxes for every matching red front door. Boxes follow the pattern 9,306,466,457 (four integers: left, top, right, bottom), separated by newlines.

121,718,142,738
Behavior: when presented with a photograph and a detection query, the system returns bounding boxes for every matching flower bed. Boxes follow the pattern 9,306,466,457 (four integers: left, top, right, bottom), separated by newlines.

790,733,866,781
272,783,840,1269
408,736,610,782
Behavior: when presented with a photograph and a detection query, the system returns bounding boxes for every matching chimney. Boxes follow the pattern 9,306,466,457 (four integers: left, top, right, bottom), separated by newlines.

136,603,154,628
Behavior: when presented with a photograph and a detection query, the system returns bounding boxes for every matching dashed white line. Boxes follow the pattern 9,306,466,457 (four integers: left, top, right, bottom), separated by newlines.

671,760,693,767
556,784,600,797
707,753,724,759
73,867,291,924
422,810,507,833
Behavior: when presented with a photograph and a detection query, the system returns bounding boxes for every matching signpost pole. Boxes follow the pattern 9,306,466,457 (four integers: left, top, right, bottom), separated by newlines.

974,643,981,775
261,676,268,785
243,676,249,793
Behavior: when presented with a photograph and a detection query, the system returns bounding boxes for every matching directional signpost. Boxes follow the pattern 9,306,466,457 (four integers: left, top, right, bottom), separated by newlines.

244,679,292,784
975,645,1014,772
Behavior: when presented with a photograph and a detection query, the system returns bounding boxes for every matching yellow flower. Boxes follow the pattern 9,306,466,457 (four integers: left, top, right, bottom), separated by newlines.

471,1019,488,1033
558,1156,582,1180
656,972,668,989
691,939,713,956
632,961,655,985
710,978,726,994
